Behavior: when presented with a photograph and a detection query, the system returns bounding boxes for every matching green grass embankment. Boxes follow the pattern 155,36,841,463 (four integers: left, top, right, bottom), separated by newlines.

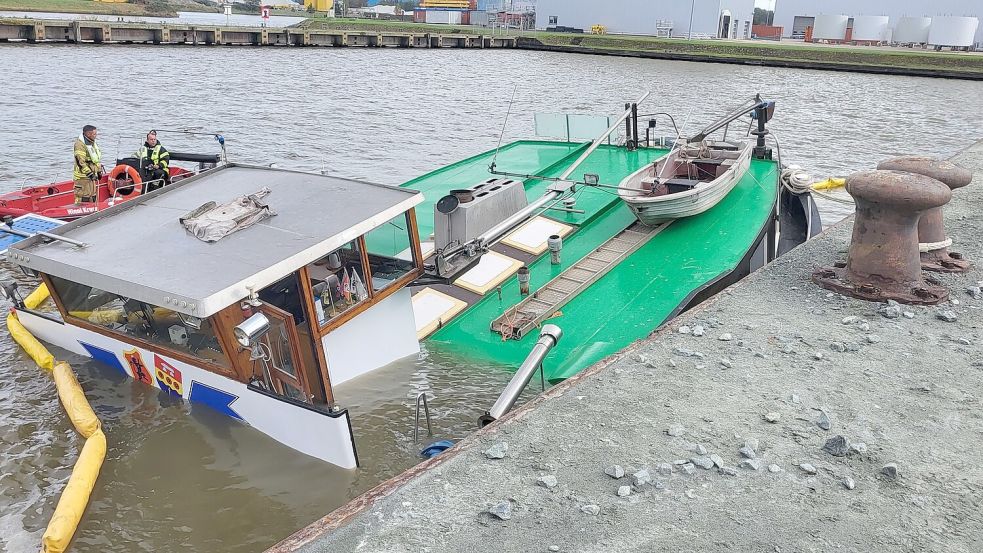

299,18,983,79
0,0,217,17
523,33,983,78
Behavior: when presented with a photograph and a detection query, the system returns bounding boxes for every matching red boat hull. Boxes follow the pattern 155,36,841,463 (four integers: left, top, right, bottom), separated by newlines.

0,166,193,221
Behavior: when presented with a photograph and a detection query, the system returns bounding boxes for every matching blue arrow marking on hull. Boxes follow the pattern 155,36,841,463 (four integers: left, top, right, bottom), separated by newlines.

188,381,243,421
78,341,128,376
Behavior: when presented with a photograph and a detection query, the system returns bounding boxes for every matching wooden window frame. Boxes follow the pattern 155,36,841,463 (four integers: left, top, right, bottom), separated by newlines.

298,265,334,403
41,273,242,381
314,208,423,337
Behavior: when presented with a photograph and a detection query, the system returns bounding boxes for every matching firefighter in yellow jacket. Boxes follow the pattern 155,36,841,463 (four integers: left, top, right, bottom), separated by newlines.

134,130,171,192
73,125,103,204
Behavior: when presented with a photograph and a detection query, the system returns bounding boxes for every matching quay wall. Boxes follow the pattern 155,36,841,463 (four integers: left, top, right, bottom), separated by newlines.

270,139,983,552
0,18,516,48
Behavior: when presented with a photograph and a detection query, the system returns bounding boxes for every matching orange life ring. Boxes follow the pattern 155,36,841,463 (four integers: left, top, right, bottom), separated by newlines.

107,165,143,197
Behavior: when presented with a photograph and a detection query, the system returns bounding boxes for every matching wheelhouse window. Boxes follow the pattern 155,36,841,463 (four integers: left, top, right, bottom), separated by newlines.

363,213,417,294
47,275,230,368
306,241,369,328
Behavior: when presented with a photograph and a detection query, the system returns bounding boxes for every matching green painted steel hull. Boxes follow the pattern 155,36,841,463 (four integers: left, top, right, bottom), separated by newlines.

399,140,779,381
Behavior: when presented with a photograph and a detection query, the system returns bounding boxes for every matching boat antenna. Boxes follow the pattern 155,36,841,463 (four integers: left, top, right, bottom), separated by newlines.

489,84,518,173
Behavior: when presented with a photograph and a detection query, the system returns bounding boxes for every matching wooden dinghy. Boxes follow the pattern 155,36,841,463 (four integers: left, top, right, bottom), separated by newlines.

617,140,752,226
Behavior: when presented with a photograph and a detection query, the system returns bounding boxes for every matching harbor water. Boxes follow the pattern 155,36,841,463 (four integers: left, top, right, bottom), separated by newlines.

0,45,981,552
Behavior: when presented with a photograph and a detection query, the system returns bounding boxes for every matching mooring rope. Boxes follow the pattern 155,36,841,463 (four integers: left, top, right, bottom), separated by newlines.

920,238,953,252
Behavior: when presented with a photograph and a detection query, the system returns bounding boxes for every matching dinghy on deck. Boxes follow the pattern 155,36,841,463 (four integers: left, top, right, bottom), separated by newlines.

618,140,752,226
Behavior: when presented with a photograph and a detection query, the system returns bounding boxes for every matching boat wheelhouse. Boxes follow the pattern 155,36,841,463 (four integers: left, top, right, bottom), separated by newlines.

6,164,426,468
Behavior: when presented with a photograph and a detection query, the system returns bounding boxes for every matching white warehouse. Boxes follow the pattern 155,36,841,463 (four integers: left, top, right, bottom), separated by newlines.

772,0,983,48
535,0,756,39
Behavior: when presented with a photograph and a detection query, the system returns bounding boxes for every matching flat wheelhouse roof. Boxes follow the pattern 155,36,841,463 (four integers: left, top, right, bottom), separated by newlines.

10,165,423,317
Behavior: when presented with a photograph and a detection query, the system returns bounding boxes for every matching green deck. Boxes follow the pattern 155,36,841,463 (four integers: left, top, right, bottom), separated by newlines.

400,140,779,381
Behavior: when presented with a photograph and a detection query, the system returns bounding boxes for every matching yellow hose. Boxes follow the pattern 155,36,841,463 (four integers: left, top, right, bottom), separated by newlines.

811,177,846,191
6,288,106,553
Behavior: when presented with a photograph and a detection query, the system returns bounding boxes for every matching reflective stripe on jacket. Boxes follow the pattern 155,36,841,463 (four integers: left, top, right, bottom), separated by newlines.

135,143,170,171
73,136,102,180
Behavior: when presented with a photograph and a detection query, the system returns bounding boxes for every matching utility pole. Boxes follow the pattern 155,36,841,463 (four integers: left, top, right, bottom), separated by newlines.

687,0,695,40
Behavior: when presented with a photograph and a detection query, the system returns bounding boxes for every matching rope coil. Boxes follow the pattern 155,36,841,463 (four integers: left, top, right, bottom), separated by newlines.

781,165,855,205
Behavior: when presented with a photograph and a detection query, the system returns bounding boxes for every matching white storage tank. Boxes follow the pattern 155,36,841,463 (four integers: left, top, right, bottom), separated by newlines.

894,16,932,44
813,14,848,41
852,15,890,42
928,16,979,47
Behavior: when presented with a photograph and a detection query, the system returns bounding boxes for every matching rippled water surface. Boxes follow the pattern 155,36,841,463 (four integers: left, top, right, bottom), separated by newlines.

0,45,981,552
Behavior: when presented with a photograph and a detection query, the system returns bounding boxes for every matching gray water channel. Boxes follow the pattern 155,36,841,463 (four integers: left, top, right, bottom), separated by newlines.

0,45,980,552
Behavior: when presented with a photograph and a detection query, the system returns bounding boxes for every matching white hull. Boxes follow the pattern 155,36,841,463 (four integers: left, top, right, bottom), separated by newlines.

16,309,359,469
618,142,753,226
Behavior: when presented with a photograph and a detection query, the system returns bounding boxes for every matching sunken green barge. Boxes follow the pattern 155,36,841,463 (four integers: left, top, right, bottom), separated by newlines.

403,105,812,384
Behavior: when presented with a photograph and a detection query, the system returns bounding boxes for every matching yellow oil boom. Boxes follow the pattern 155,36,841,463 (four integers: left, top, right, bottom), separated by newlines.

7,284,106,553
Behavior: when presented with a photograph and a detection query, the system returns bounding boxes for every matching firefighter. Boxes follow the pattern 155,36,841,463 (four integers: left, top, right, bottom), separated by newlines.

135,130,171,192
73,125,103,204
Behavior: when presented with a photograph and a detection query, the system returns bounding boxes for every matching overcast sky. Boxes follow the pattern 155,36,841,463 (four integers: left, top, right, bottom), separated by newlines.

755,0,776,9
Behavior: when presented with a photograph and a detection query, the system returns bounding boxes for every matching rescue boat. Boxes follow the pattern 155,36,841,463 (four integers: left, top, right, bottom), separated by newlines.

0,152,221,221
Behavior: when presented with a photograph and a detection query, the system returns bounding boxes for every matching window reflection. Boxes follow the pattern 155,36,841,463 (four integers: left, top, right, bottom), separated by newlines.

363,213,416,293
48,275,229,368
306,241,369,327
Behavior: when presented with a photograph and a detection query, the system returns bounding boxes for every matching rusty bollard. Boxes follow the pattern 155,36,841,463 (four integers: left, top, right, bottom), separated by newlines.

876,156,974,272
812,170,951,305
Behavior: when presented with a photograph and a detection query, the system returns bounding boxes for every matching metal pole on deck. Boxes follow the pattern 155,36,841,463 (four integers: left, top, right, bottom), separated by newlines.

479,325,562,426
688,0,695,39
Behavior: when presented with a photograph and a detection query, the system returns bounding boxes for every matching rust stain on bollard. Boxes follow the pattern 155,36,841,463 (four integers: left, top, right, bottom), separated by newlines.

812,170,951,305
876,156,974,273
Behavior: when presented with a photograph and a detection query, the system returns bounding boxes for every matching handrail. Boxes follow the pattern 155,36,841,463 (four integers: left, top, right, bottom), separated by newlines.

414,392,433,443
479,324,562,427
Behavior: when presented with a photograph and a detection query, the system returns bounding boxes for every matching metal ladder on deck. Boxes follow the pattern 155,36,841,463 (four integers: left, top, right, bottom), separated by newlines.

491,222,663,340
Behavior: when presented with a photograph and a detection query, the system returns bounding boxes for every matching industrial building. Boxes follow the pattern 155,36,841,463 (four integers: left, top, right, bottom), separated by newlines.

414,0,477,25
772,0,982,48
534,0,756,39
304,0,334,15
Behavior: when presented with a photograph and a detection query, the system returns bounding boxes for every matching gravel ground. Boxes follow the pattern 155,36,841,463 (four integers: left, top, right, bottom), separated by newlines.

275,141,983,553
